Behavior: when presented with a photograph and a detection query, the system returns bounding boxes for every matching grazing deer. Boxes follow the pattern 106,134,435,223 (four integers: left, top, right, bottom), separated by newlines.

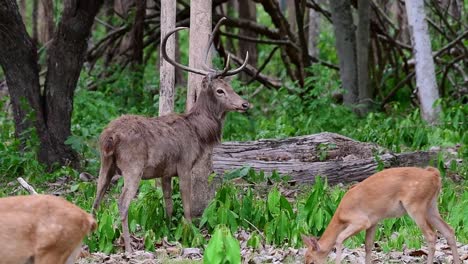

0,194,96,264
91,18,249,252
302,167,460,264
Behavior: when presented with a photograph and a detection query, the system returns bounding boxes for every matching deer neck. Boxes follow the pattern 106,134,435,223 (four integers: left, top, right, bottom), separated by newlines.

187,95,225,146
317,213,345,255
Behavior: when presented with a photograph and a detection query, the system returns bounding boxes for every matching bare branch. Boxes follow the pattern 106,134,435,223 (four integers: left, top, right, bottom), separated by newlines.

17,177,38,195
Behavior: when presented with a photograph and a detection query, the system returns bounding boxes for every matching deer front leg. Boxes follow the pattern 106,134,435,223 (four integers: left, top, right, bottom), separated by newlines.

161,177,173,218
335,222,370,264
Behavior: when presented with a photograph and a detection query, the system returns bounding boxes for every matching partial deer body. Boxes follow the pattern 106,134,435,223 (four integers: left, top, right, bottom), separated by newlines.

302,167,460,264
92,17,249,252
0,194,96,264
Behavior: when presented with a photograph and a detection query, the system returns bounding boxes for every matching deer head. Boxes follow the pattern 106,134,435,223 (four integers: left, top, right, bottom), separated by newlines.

161,17,250,114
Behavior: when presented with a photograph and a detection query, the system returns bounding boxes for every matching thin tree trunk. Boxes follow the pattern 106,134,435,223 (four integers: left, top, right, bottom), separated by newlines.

405,0,441,123
287,0,296,32
238,0,257,80
130,0,146,90
187,0,215,218
294,0,310,69
38,0,55,44
329,0,358,105
159,0,176,116
357,0,371,114
187,0,212,110
308,0,321,58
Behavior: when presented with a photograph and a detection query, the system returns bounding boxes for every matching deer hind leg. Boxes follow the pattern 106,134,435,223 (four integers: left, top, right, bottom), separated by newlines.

178,169,192,221
64,244,82,264
406,205,436,264
335,220,371,264
427,199,460,264
365,225,377,264
92,156,116,216
162,176,173,218
119,167,143,253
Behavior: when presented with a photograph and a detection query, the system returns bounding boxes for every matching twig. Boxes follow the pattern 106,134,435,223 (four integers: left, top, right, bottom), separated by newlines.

433,30,468,58
220,31,293,46
17,177,38,195
381,71,415,107
370,0,399,30
245,46,280,85
94,17,116,30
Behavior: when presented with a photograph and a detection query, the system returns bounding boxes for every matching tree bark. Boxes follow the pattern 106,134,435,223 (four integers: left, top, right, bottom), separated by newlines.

329,0,358,105
213,133,438,184
130,0,146,89
38,0,55,44
405,0,441,123
238,0,257,80
159,0,176,116
357,0,371,114
187,0,215,218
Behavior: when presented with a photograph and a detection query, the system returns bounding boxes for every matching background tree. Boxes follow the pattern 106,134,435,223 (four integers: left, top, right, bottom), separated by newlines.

329,0,358,106
159,0,176,116
405,0,441,123
187,0,216,217
0,0,103,168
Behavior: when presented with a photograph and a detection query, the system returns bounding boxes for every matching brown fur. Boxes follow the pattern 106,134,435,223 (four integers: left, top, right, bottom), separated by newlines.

92,76,250,252
302,167,460,264
0,194,96,264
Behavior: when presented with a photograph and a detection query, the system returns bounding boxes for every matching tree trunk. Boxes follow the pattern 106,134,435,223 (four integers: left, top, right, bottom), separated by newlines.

159,0,176,116
19,0,26,21
32,0,38,43
329,0,358,105
405,0,441,123
38,0,55,44
357,0,371,114
212,133,438,184
294,0,310,70
187,0,215,218
0,0,45,145
307,0,321,58
286,0,296,32
130,0,146,89
187,0,212,110
238,0,257,80
41,0,103,166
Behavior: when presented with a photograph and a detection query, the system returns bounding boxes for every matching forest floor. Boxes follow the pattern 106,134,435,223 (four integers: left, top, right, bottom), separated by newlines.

77,235,468,264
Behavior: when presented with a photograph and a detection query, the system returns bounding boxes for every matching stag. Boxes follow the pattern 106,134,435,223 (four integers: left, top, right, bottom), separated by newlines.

92,18,249,252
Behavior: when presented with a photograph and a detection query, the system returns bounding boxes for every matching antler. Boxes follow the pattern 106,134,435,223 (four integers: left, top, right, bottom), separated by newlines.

161,17,249,77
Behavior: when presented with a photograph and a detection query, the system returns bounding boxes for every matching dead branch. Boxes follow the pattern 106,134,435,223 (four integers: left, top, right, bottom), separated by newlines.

17,177,38,195
245,46,280,85
226,51,282,89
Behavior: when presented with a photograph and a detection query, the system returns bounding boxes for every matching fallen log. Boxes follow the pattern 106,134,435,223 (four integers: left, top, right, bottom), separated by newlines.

213,132,438,185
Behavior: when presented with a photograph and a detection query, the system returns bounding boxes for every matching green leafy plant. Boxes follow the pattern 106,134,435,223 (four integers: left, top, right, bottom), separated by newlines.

204,225,241,264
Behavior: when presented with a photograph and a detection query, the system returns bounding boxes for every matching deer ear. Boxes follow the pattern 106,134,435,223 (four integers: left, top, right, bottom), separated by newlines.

302,235,320,251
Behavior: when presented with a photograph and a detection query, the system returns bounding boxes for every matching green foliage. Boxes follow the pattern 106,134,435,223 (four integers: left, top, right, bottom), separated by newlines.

204,225,241,264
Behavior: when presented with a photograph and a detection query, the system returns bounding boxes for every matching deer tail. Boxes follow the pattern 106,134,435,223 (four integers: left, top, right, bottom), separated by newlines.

100,133,118,157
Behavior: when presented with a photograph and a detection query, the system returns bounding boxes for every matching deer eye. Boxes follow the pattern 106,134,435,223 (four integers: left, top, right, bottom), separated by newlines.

216,89,225,95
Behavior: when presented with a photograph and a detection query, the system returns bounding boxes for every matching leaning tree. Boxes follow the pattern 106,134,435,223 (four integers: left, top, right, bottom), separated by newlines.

0,0,103,168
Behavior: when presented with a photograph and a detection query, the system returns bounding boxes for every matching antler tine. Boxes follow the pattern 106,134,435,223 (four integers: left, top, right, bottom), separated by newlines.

161,27,210,76
214,54,231,78
223,51,249,76
202,17,228,71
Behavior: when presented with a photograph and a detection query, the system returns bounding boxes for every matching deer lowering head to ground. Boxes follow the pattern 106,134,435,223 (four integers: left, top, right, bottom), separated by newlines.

302,167,460,264
0,194,96,264
91,18,249,252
